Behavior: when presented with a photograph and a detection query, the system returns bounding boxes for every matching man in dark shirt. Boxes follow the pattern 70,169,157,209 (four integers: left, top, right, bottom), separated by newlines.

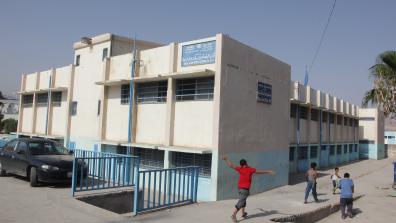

222,156,275,222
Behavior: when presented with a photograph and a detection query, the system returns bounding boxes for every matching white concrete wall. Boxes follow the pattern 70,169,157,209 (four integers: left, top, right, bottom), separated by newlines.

309,120,319,143
51,93,67,136
21,107,33,132
54,66,70,88
35,106,47,134
109,54,132,80
173,101,213,149
39,70,52,89
135,103,167,145
104,85,129,141
139,45,171,77
25,73,37,91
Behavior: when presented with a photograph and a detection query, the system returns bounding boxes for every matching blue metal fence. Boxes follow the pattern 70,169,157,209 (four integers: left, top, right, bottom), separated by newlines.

71,149,140,196
134,166,200,214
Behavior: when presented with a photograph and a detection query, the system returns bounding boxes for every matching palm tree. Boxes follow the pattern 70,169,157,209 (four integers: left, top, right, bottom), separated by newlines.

362,51,396,116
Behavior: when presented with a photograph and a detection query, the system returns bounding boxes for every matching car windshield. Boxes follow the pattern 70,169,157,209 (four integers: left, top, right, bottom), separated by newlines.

29,141,70,156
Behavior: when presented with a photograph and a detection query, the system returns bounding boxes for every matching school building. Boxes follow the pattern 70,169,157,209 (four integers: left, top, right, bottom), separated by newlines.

15,33,384,201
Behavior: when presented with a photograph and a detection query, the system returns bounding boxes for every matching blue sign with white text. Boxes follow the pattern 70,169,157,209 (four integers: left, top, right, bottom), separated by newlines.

181,40,216,67
257,82,272,104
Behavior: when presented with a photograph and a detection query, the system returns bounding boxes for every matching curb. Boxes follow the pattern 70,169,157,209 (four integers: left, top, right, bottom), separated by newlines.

270,194,365,223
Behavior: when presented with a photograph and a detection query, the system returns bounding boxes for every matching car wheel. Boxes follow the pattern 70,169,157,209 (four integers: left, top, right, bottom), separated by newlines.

0,161,6,176
29,167,39,187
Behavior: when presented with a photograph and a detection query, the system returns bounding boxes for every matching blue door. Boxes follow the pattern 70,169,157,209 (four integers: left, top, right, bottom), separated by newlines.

319,145,329,168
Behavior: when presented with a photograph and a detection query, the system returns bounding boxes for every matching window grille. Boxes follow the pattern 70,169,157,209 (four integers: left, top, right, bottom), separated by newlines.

322,111,328,122
337,145,342,154
343,145,348,153
132,147,164,169
329,145,335,155
290,104,297,118
36,93,48,107
349,144,353,153
136,81,167,103
344,117,349,126
310,146,318,158
298,146,308,160
289,147,295,161
22,95,33,107
121,84,130,104
171,152,212,177
51,92,62,107
354,144,358,152
175,77,214,101
337,115,342,125
299,106,308,119
329,113,335,124
311,109,319,121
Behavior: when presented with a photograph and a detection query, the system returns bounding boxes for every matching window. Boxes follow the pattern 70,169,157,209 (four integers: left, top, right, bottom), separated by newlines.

36,93,48,107
310,146,318,158
343,145,348,154
171,152,212,177
322,111,328,123
299,106,308,119
75,55,80,66
298,146,308,160
257,81,272,104
71,101,77,116
329,113,335,124
51,92,62,107
289,147,295,161
121,84,130,105
354,144,358,152
344,117,349,126
290,104,297,118
22,95,33,107
175,77,214,101
97,100,101,116
102,48,108,61
311,109,319,121
329,145,335,155
349,144,353,153
3,140,18,152
17,141,28,153
132,147,164,169
354,119,359,127
337,145,342,154
389,136,395,139
359,140,375,144
321,145,327,150
349,118,354,127
136,81,167,103
337,115,342,125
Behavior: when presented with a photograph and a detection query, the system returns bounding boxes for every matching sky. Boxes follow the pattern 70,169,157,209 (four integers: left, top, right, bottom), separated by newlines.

0,0,395,105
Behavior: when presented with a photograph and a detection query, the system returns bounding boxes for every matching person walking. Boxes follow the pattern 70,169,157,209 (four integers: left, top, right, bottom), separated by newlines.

339,172,354,219
222,155,275,223
304,162,319,204
331,167,341,194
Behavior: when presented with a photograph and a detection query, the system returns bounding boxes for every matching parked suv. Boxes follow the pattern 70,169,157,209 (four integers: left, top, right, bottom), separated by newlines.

0,138,86,187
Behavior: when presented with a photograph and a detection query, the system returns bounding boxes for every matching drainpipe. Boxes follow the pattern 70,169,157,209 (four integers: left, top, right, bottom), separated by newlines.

319,109,322,162
127,39,137,155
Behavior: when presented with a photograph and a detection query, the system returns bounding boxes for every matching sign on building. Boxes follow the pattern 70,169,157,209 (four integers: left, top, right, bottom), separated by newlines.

257,81,272,104
181,40,216,67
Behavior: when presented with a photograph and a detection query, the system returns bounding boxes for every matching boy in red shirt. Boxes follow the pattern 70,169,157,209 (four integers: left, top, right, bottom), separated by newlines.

222,156,275,222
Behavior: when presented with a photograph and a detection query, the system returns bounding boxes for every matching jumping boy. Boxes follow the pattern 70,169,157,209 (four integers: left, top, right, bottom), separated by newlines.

331,167,341,194
304,162,318,204
222,156,275,223
339,172,354,219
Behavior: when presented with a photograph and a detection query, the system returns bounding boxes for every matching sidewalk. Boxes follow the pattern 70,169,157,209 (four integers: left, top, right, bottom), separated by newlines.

131,158,394,223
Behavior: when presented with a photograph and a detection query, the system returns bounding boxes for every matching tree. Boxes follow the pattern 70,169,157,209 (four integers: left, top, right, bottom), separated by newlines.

362,51,396,116
1,119,17,134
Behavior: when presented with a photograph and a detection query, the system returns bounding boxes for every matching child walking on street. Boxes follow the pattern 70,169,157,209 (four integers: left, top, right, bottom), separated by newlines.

304,162,318,204
331,167,341,194
222,156,275,223
339,172,354,219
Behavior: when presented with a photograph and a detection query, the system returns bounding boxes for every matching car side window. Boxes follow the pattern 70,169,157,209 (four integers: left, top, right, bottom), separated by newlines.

4,140,18,152
17,142,28,152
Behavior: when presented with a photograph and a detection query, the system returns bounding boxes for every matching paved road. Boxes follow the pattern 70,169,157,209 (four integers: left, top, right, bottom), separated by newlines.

0,158,394,223
318,160,396,223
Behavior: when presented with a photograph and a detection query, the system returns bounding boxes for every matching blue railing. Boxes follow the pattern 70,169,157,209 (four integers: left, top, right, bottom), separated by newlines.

71,149,140,196
134,166,200,214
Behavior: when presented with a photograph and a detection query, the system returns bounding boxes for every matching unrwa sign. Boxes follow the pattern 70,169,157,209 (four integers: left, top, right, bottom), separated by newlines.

181,40,216,67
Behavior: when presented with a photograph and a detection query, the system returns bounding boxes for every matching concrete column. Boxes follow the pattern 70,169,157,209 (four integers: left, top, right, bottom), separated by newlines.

99,58,110,141
17,75,26,133
47,68,56,135
64,65,75,147
164,77,175,146
169,42,178,73
164,150,171,168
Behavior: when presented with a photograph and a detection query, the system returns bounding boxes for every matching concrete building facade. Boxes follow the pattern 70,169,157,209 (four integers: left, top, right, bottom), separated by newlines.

16,33,383,201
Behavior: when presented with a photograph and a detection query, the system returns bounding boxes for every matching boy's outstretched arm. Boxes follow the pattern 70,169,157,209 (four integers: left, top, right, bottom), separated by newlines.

222,155,236,169
256,170,276,175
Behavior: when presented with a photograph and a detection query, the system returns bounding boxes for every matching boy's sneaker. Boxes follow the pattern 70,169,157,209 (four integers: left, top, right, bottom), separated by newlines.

341,214,347,219
347,212,354,218
242,212,248,219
